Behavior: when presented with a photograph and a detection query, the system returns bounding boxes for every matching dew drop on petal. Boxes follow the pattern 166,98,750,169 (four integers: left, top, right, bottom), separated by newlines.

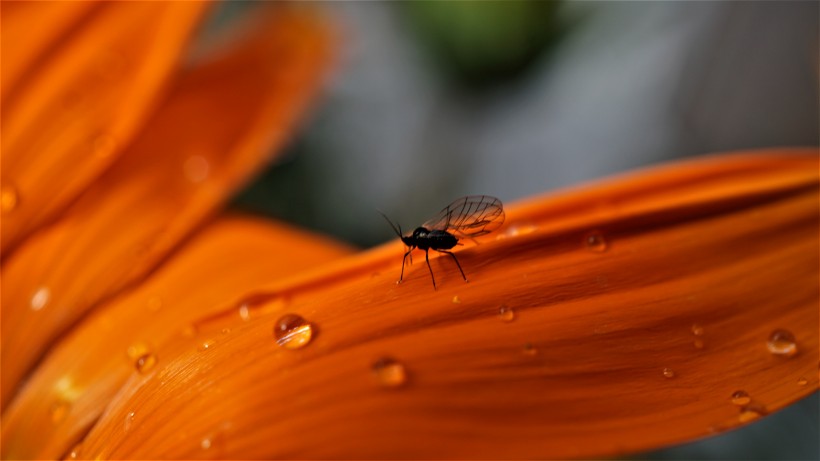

452,295,461,304
522,343,538,356
691,323,705,336
135,353,158,374
584,230,608,252
498,304,515,322
238,304,251,321
1,183,19,213
183,155,210,183
731,390,751,406
49,399,71,424
126,343,150,360
273,314,314,350
738,403,767,422
201,437,212,450
30,287,50,311
372,357,407,388
198,339,216,351
124,411,135,432
767,329,797,357
67,443,82,459
662,367,676,379
797,377,808,386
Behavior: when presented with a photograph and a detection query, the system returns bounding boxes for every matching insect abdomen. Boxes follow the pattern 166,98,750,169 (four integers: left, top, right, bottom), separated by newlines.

424,230,458,250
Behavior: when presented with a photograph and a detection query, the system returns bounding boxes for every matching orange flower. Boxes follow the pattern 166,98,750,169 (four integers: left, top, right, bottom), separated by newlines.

2,3,817,460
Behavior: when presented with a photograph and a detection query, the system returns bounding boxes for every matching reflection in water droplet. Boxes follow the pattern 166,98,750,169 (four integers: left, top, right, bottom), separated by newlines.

124,411,135,432
146,296,162,312
583,230,608,252
767,329,797,357
662,368,676,379
691,324,705,336
93,133,117,159
372,357,407,388
452,295,461,304
1,183,19,213
199,339,216,351
797,377,808,386
135,353,158,374
31,287,50,311
498,304,515,322
183,155,210,183
731,390,751,406
273,314,314,349
497,222,537,240
50,399,71,424
522,343,538,356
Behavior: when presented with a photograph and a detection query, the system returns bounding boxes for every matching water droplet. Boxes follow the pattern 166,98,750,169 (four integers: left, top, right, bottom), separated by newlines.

126,343,150,360
522,343,538,356
198,339,216,351
797,377,808,386
1,183,19,213
238,304,251,321
767,329,797,357
183,155,210,183
135,353,157,374
221,327,231,335
584,230,608,252
67,443,82,459
497,221,537,240
452,295,461,304
145,296,162,312
50,399,71,423
662,368,676,379
738,403,767,422
691,324,705,336
498,304,515,322
92,133,117,159
236,293,285,320
201,437,212,450
30,287,50,311
693,338,706,349
273,314,314,350
731,390,751,406
124,411,135,432
372,357,407,388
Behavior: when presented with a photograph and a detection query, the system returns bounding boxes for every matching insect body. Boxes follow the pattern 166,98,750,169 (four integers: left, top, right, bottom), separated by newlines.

380,195,505,289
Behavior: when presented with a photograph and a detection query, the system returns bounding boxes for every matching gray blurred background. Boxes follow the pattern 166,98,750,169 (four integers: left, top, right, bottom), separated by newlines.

228,1,818,459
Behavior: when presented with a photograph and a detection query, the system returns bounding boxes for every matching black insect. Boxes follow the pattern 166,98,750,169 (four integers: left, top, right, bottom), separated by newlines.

380,195,505,289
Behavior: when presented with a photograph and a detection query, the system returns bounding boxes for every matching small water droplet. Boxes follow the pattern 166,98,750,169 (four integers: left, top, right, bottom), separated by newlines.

92,133,117,159
452,295,461,304
135,353,157,374
30,287,50,311
124,411,135,432
583,230,608,252
691,324,705,336
731,390,751,406
221,327,231,335
183,155,210,183
662,368,676,379
498,304,515,322
67,443,82,459
201,437,212,450
767,329,797,357
198,339,216,351
693,338,706,349
273,314,314,349
522,343,538,356
238,304,251,321
497,221,537,240
738,403,767,422
797,377,808,386
145,296,162,312
372,357,407,388
1,183,19,213
50,399,71,424
126,343,150,360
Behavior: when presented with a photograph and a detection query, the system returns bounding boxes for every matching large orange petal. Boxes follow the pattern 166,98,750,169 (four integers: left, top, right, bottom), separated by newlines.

1,5,333,408
77,150,817,458
1,214,353,460
1,2,209,252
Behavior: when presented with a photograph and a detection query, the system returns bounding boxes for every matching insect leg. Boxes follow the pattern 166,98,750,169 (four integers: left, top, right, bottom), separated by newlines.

438,250,468,282
425,248,437,289
399,248,413,283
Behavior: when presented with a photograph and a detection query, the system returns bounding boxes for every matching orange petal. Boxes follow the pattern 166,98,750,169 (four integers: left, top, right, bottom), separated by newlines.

77,150,817,458
1,214,353,460
1,2,209,252
1,5,333,408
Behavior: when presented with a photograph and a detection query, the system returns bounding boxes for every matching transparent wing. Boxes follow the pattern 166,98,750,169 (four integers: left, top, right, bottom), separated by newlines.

423,195,505,238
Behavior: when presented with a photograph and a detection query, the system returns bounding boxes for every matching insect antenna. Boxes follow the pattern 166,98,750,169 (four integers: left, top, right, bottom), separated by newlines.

377,210,403,238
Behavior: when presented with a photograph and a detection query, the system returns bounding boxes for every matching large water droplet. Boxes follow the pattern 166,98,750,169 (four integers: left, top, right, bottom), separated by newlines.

50,399,71,424
1,183,19,213
767,329,797,357
30,287,50,311
498,304,515,322
372,357,407,388
662,368,676,379
584,230,608,252
738,403,767,422
183,155,210,183
731,390,751,406
273,314,314,349
135,353,158,374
